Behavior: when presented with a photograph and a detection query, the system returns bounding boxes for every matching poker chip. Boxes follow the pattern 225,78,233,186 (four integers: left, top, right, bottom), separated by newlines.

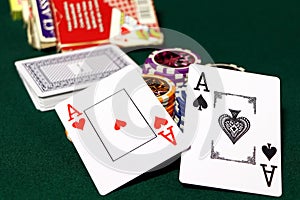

165,102,175,110
167,110,174,117
175,114,185,122
142,48,196,131
145,48,201,74
161,96,175,106
142,74,176,117
142,64,188,88
143,63,188,79
173,85,187,130
174,108,183,116
174,112,185,122
142,74,176,103
174,106,185,116
175,97,186,107
143,48,201,89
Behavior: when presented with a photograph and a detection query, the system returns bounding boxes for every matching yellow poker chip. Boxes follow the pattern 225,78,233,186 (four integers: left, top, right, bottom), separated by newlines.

142,74,176,104
161,96,175,106
165,102,175,112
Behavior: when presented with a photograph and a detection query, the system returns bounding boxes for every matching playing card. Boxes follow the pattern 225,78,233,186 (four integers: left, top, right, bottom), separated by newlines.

179,64,281,197
55,65,191,195
15,44,138,98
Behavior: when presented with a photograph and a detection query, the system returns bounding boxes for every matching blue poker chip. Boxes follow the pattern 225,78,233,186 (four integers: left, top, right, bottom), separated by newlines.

176,118,184,126
174,113,183,122
181,90,187,99
174,117,184,126
174,107,185,117
174,105,185,115
175,104,185,112
175,107,185,117
176,97,186,106
174,114,185,124
175,101,186,112
177,123,184,131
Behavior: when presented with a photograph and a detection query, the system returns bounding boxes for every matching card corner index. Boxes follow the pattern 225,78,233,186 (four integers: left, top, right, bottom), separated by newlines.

84,88,157,162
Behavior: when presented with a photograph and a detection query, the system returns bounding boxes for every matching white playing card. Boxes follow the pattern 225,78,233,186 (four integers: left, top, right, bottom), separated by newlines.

55,65,191,195
179,64,281,197
15,44,139,98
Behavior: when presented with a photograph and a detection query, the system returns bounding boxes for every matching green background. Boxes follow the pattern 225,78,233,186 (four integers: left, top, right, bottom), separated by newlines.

1,0,299,199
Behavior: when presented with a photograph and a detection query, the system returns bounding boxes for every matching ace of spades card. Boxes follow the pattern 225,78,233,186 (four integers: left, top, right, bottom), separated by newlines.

179,64,282,197
55,65,191,195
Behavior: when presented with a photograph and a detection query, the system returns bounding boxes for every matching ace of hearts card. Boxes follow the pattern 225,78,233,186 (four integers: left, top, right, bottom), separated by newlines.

179,64,282,197
55,65,191,195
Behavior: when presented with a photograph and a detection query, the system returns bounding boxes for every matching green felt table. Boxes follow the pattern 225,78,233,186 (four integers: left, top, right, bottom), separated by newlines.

1,0,299,199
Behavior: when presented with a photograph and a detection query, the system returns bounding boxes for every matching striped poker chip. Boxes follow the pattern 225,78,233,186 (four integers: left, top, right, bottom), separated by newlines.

168,110,174,117
174,108,185,117
174,112,185,122
165,101,175,110
145,48,201,74
173,115,180,123
175,97,186,109
143,74,176,104
177,123,184,130
160,93,175,105
174,101,184,109
174,118,184,129
161,97,175,106
174,105,185,116
175,101,185,112
143,65,188,87
176,114,185,122
143,63,188,79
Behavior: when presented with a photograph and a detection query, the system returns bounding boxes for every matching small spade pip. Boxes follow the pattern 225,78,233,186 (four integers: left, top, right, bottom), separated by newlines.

193,94,208,111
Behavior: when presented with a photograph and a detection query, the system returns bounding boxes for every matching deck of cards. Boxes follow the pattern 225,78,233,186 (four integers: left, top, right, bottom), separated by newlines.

15,45,140,111
19,0,163,51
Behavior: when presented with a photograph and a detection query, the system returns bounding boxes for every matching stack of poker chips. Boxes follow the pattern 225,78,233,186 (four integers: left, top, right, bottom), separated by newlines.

173,86,187,132
143,48,200,131
142,48,201,88
143,74,176,117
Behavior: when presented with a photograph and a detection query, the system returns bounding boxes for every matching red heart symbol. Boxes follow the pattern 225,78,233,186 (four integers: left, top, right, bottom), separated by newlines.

154,116,168,129
72,118,85,130
121,27,130,35
114,119,127,130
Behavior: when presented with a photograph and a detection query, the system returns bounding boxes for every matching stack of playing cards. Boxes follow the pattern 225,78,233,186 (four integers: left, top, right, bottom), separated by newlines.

54,63,282,196
51,0,163,51
15,44,140,111
25,0,56,49
20,0,163,50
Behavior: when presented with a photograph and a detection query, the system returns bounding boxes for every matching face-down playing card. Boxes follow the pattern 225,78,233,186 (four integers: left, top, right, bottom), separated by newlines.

179,64,282,197
55,65,191,195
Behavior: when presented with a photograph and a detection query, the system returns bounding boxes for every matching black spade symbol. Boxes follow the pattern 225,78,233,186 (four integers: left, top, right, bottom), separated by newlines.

262,143,277,161
218,109,251,144
193,94,208,111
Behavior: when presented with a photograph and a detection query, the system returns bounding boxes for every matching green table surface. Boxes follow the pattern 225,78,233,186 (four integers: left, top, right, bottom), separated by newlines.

1,0,299,199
